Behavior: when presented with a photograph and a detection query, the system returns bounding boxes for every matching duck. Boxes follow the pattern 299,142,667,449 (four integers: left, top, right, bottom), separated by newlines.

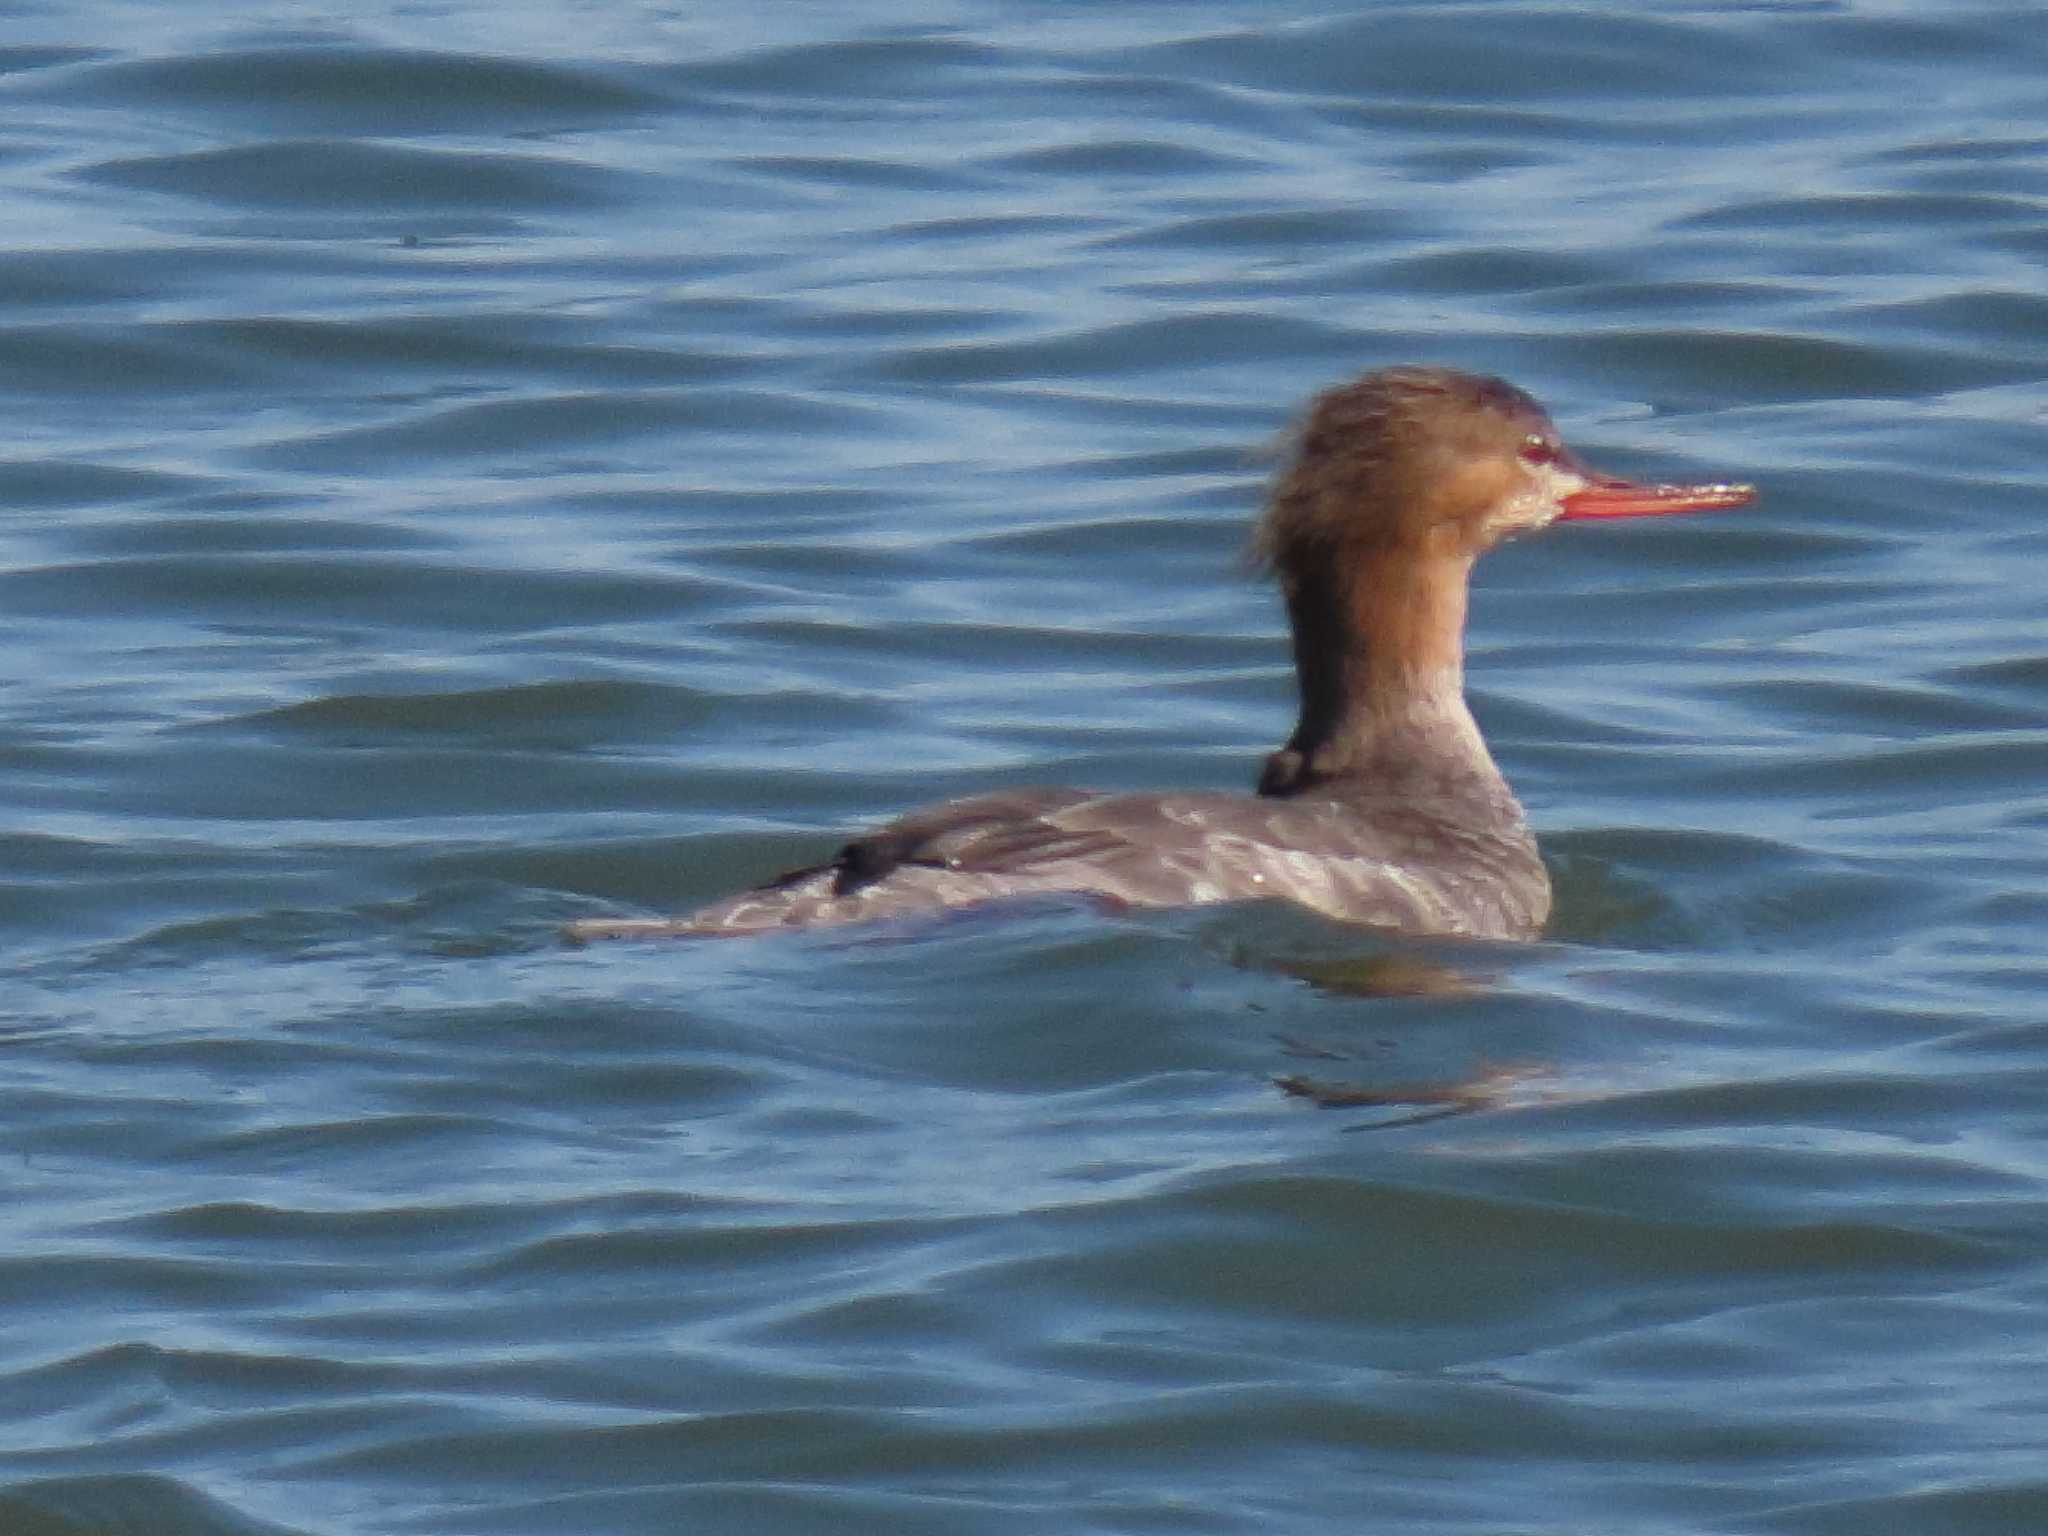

568,366,1753,941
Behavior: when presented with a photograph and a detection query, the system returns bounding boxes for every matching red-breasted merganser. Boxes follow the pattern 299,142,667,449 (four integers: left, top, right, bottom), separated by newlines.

569,366,1753,942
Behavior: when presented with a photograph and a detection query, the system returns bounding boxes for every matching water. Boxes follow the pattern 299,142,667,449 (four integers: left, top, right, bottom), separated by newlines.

3,2,2047,1532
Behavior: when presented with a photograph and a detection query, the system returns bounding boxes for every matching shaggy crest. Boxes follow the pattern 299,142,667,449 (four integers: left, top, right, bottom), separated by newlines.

1256,366,1550,572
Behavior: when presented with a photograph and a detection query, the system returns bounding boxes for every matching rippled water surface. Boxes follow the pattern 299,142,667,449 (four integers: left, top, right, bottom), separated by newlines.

4,2,2047,1532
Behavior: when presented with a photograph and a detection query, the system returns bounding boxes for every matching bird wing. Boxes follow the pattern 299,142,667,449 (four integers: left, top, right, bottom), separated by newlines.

820,787,1122,896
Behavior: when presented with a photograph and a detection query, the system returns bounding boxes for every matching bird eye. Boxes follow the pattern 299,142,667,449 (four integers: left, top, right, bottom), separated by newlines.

1518,435,1559,467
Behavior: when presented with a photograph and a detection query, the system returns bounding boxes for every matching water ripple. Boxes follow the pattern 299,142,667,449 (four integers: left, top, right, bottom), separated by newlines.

3,4,2047,1534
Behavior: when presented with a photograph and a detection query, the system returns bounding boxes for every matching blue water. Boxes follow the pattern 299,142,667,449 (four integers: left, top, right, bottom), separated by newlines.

4,3,2047,1532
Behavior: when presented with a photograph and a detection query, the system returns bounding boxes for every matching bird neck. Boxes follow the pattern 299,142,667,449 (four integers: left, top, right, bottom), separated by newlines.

1259,545,1500,797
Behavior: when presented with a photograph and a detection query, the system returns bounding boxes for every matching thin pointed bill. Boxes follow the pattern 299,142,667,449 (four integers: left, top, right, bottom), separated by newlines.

1558,472,1757,521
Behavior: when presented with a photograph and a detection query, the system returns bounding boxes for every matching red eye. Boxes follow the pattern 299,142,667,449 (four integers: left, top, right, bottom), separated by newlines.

1519,436,1559,467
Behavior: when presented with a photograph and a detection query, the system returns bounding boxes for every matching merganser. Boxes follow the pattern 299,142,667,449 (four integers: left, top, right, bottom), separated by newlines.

569,366,1753,942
